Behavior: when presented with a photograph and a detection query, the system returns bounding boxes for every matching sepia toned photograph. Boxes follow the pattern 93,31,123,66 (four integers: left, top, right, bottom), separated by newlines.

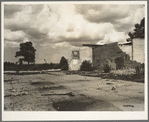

2,1,148,121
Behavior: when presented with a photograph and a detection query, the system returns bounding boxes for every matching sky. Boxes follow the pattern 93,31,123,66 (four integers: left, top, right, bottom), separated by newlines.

3,3,145,63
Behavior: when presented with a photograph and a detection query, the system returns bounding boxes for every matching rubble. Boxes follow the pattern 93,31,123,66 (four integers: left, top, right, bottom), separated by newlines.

111,86,116,90
4,91,29,97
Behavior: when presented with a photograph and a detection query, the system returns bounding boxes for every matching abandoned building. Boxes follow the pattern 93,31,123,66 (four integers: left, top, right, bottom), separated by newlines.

83,38,145,70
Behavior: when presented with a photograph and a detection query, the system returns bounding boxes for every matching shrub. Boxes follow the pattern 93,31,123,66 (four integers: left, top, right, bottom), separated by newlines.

80,60,94,71
135,65,140,74
135,64,144,75
59,56,69,70
103,64,111,73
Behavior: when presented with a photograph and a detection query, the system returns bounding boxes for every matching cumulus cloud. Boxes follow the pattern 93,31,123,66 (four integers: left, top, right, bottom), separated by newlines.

4,40,20,47
4,3,145,63
4,5,24,18
75,4,129,23
4,4,145,46
75,4,145,32
4,29,25,42
103,31,127,43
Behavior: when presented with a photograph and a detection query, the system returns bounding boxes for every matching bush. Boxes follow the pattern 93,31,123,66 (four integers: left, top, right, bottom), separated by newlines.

59,56,69,70
135,64,144,75
80,60,94,71
135,65,140,74
103,64,111,73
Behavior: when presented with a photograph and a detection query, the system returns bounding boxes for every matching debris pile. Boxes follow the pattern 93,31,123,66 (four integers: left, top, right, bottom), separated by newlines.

5,88,29,97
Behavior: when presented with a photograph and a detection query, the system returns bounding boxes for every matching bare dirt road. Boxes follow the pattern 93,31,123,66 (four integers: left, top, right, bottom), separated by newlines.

4,71,144,111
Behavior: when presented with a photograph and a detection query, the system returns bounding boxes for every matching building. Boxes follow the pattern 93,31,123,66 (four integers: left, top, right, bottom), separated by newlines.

132,38,145,63
69,50,81,71
83,42,129,70
119,42,132,60
83,38,145,70
68,48,92,71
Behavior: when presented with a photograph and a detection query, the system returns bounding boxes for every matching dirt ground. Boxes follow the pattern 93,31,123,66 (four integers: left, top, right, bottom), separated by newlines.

4,71,144,111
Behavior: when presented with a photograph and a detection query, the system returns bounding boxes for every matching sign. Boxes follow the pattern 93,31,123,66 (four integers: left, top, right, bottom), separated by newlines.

72,50,80,59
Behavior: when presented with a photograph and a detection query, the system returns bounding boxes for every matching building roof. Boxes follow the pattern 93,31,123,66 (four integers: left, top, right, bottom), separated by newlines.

82,42,118,47
83,42,132,47
82,44,103,47
118,42,132,45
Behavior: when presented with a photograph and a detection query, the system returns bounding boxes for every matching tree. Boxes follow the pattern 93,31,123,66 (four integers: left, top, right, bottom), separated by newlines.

15,41,36,65
127,18,145,42
59,56,69,70
80,60,94,71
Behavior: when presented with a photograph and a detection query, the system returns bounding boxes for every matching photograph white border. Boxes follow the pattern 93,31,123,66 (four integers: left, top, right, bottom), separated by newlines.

1,1,148,121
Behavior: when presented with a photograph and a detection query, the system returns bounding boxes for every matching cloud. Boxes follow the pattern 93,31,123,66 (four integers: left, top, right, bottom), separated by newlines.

114,6,145,33
75,4,145,32
4,4,145,47
4,4,60,44
4,3,145,63
4,29,25,42
103,31,127,43
31,4,44,14
4,40,20,47
4,5,24,18
75,5,128,23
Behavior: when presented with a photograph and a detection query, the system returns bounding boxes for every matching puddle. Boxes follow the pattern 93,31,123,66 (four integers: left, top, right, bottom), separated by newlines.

39,85,65,91
79,94,86,96
52,99,96,111
41,92,75,97
51,98,119,111
107,83,114,85
30,81,54,86
123,105,134,107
